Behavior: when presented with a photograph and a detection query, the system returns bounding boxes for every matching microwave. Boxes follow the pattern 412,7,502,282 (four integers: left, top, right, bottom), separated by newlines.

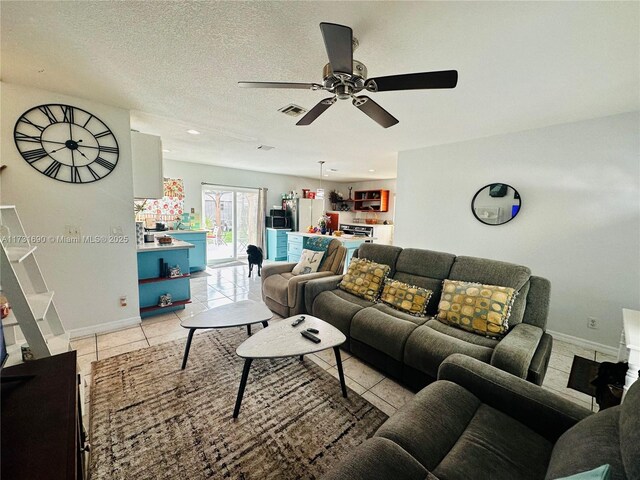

266,216,290,229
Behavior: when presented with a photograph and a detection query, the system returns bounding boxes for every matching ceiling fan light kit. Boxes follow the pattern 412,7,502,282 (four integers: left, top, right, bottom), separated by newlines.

239,22,458,128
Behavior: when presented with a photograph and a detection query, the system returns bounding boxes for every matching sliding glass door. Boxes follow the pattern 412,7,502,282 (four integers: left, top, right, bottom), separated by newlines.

202,185,259,264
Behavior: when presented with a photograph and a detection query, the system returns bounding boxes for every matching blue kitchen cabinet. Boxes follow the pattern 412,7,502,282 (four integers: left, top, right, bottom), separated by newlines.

286,233,304,263
137,243,193,318
166,231,207,271
267,228,290,261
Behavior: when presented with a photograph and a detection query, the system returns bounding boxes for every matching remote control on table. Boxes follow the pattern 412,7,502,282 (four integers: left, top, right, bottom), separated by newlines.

306,328,319,334
301,330,321,343
291,316,305,327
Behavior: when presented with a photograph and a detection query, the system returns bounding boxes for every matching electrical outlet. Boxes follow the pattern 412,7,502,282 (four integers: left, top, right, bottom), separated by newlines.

64,224,81,239
587,317,599,329
120,296,127,307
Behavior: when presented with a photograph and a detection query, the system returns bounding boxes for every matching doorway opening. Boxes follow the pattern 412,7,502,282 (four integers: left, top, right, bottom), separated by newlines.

202,185,259,264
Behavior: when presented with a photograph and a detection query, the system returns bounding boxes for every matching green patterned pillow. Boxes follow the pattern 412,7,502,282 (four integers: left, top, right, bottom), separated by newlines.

380,278,433,317
339,257,390,302
437,279,516,339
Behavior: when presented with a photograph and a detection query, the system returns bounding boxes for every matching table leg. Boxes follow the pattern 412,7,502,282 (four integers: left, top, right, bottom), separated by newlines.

233,358,253,418
299,355,304,361
334,347,347,398
181,328,196,370
246,324,252,336
261,320,269,328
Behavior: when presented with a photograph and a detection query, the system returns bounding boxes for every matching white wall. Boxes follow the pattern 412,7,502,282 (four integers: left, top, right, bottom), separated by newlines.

1,82,140,336
395,112,640,348
163,159,342,226
333,179,397,225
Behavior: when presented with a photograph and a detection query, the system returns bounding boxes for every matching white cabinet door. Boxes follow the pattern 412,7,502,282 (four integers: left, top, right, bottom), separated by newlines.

131,131,163,199
372,225,394,245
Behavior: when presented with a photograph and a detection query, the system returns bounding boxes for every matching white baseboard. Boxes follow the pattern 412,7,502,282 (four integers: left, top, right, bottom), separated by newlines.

547,329,619,357
68,315,142,339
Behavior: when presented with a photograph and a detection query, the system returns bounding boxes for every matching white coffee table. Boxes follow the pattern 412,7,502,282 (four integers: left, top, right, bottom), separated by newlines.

233,314,347,418
180,300,273,370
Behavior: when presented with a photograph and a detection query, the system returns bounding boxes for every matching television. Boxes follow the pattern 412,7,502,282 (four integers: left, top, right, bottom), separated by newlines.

489,183,508,198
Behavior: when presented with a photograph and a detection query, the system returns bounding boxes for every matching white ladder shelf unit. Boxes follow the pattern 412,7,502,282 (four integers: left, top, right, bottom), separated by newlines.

1,205,69,365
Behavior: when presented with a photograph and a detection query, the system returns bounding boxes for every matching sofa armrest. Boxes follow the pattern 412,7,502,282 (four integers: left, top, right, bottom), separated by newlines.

304,275,344,314
287,271,335,311
438,354,592,443
491,323,543,378
261,262,297,281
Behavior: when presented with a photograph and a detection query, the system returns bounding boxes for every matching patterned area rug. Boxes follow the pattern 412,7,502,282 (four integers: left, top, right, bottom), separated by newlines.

89,328,387,479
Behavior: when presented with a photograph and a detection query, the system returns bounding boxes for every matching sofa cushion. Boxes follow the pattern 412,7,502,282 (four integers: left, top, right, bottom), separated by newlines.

425,319,500,348
380,278,432,316
393,248,456,315
432,403,553,480
355,243,403,276
404,325,494,378
449,256,531,326
376,381,481,471
321,437,429,480
372,303,431,325
545,407,625,480
351,307,422,361
312,290,371,342
262,273,290,306
339,258,390,302
620,380,640,480
437,280,516,339
292,249,324,275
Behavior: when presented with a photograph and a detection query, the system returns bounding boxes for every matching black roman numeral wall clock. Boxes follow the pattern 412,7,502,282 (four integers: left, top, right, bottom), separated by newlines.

13,104,119,184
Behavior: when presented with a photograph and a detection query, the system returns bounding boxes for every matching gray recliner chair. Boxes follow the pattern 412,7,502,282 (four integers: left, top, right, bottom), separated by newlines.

261,238,346,318
322,354,639,480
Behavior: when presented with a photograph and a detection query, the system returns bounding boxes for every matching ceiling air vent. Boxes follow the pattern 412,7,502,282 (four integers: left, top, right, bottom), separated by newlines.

278,104,307,117
257,145,275,151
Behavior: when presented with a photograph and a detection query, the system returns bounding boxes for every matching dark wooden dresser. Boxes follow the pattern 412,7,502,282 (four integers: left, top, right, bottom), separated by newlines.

1,351,87,479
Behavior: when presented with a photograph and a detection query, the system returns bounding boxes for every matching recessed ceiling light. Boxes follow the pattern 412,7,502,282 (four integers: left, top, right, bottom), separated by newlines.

324,174,329,177
162,149,171,153
368,169,375,172
187,129,200,135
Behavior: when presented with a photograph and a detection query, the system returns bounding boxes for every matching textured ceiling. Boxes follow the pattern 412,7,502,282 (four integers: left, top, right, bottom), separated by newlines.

1,1,638,182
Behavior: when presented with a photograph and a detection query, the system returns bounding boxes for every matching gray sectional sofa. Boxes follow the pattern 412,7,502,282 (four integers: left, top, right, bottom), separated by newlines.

304,243,553,389
322,354,639,480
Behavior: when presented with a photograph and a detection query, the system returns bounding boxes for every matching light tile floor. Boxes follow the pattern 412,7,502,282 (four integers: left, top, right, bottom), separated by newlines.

72,262,611,435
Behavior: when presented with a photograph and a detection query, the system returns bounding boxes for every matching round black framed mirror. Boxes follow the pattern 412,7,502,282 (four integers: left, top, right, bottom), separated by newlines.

471,183,521,226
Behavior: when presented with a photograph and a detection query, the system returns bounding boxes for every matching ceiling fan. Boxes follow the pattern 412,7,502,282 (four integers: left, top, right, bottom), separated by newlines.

239,22,458,128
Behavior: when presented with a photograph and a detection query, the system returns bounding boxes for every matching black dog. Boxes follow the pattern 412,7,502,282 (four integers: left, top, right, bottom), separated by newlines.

246,245,264,277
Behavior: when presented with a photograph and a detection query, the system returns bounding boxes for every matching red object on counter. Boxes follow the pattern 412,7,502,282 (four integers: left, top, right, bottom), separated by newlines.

308,192,316,199
326,212,339,231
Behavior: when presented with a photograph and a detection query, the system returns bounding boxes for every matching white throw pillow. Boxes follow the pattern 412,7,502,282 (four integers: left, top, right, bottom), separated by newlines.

292,249,325,275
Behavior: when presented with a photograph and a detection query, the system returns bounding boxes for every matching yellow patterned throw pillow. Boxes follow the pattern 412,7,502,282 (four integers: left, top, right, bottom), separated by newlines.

380,279,433,317
437,279,516,338
339,258,390,302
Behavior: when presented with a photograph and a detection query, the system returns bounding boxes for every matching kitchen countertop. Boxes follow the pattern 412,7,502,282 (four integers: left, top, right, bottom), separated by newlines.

287,231,377,241
343,223,394,227
155,229,208,234
137,239,195,252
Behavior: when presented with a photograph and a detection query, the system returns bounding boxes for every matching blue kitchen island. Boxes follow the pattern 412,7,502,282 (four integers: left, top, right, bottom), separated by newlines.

159,230,207,272
137,239,193,318
286,232,374,272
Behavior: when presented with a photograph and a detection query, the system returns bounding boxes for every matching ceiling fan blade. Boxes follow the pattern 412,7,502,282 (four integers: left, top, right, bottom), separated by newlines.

319,22,353,76
352,96,399,128
296,97,336,126
366,70,458,92
238,81,322,90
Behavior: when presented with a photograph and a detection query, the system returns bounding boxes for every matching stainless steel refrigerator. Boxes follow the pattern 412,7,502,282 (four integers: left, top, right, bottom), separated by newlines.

282,198,325,232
